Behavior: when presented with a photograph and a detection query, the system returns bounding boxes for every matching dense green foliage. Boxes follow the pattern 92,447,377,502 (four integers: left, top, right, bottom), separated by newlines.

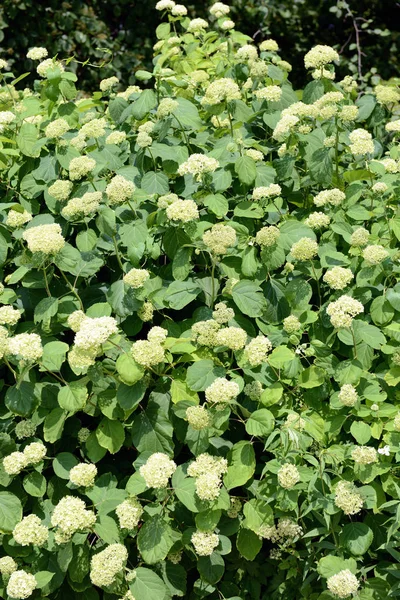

0,0,399,90
1,3,400,600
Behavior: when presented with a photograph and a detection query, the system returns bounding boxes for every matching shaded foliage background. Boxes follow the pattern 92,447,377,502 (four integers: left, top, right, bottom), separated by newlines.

1,0,399,90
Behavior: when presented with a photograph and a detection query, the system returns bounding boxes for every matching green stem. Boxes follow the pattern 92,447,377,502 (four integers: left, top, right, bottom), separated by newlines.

3,357,17,381
43,267,51,297
112,235,124,270
210,258,216,306
58,268,84,311
311,263,322,308
350,325,358,359
173,114,191,152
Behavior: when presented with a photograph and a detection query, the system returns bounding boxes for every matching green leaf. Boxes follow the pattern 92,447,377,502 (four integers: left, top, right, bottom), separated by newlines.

172,247,192,281
268,346,296,368
308,147,332,185
242,499,274,532
43,408,67,443
232,280,265,317
137,515,175,564
5,382,38,417
340,522,373,556
350,422,371,445
58,384,87,412
116,354,145,386
245,409,275,437
52,452,79,479
96,418,125,454
162,563,187,597
236,527,262,560
130,567,167,600
234,201,264,219
34,297,58,328
94,515,121,544
186,360,225,392
203,194,229,217
41,341,69,372
317,556,357,578
34,571,54,588
17,123,40,157
131,90,157,120
86,474,126,515
23,472,47,497
298,366,326,388
131,394,173,454
0,492,23,533
141,171,170,195
224,441,256,490
164,280,201,310
235,156,257,185
198,553,225,585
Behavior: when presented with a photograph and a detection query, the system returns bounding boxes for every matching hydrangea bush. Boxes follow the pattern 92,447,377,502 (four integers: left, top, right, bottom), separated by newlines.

0,2,400,599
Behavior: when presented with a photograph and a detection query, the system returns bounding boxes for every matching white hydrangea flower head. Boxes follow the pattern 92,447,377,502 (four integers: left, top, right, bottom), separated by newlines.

23,223,65,254
156,0,176,10
334,480,363,515
236,44,258,62
195,472,223,500
171,4,187,16
157,98,179,118
205,377,240,406
0,556,17,576
323,267,354,290
362,245,389,265
372,182,388,194
100,76,119,92
0,111,16,130
36,58,64,78
187,453,228,479
67,310,86,332
277,463,300,489
136,131,152,147
375,84,400,105
313,188,345,207
209,2,230,18
90,543,128,587
290,237,318,261
284,413,306,430
244,380,263,400
191,531,219,555
23,442,46,464
74,316,118,352
178,154,219,179
192,320,221,347
13,515,48,546
106,174,135,205
244,149,264,162
340,75,358,93
115,497,143,530
106,131,127,145
244,336,273,366
254,86,282,102
272,114,299,140
338,105,358,121
304,212,331,229
0,305,21,326
27,47,48,60
48,179,73,201
351,446,378,464
186,405,211,430
51,496,96,537
327,569,359,598
81,117,107,139
3,452,28,476
6,210,32,228
61,192,102,219
283,315,301,334
326,295,364,329
203,224,236,255
69,463,97,487
123,268,150,289
255,225,280,247
68,156,96,181
166,199,199,223
6,570,37,599
138,302,154,322
0,59,8,70
338,384,358,407
212,302,234,324
304,45,339,69
253,184,281,200
349,128,374,155
139,452,177,488
215,326,247,350
147,326,168,344
220,19,235,30
7,333,43,362
350,227,369,247
131,340,165,367
187,18,209,34
15,420,37,440
44,118,70,138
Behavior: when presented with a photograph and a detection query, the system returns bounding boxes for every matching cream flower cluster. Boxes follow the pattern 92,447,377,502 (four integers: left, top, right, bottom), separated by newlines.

284,413,306,430
123,268,150,288
6,209,32,228
245,149,264,161
191,531,219,556
6,333,43,362
327,570,359,598
205,377,240,407
81,117,107,139
351,446,378,464
187,452,228,501
37,58,64,77
61,191,102,219
27,47,48,60
203,224,236,255
258,519,303,544
212,302,234,324
244,335,273,366
187,18,209,34
45,117,70,138
375,84,400,105
215,326,247,350
157,98,178,118
192,319,221,346
0,556,17,576
236,44,258,62
68,156,96,181
178,153,219,179
349,128,374,155
90,543,128,587
277,463,300,489
290,237,318,261
362,244,389,265
272,114,299,140
15,420,37,440
244,380,263,400
186,405,212,430
13,514,48,546
323,267,353,290
283,315,301,334
0,111,16,130
139,452,177,488
6,570,37,599
338,384,358,407
138,302,154,322
51,497,96,541
166,199,199,223
253,184,281,200
254,86,282,102
69,314,118,369
0,305,21,326
326,295,363,328
131,327,167,367
334,480,363,515
255,225,280,247
350,227,369,247
304,212,330,229
304,45,339,69
209,2,230,17
48,179,73,201
106,131,127,145
23,223,65,254
100,76,119,92
313,188,345,207
115,497,143,530
69,463,97,487
105,174,135,204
